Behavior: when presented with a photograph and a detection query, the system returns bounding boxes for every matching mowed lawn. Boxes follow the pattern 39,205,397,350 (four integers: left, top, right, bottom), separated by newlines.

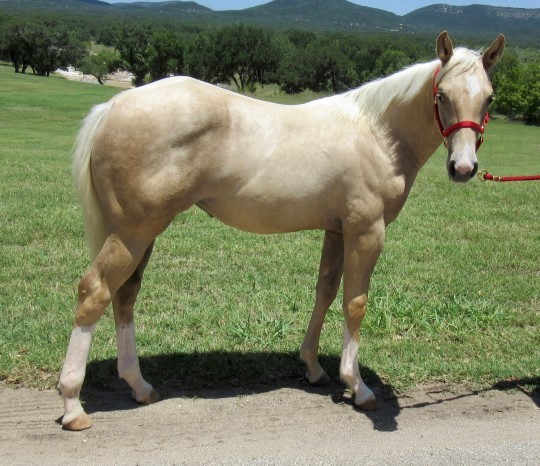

0,63,538,394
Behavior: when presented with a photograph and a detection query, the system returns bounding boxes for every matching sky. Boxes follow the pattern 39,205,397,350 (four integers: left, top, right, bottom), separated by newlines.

116,1,540,16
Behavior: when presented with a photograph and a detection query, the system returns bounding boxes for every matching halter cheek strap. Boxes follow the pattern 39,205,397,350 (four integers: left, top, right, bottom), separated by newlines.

433,66,489,151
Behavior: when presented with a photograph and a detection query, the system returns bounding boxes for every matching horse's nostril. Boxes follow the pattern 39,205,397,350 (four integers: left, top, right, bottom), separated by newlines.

448,160,457,179
471,162,479,179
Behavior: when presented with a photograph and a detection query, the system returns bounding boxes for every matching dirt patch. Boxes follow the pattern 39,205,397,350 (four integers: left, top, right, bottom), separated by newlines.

1,380,538,465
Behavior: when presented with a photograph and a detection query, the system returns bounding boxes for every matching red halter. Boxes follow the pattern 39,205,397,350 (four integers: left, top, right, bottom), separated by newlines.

433,66,489,151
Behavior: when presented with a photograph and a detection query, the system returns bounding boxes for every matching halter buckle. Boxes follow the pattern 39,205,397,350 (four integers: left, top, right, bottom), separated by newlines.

477,169,488,182
476,135,484,151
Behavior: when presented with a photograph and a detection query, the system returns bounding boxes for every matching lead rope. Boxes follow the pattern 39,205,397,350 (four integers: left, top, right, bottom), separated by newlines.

478,169,540,182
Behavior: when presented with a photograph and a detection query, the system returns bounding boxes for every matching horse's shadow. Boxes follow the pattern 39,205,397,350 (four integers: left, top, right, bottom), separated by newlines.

82,353,540,433
492,377,540,408
83,351,401,432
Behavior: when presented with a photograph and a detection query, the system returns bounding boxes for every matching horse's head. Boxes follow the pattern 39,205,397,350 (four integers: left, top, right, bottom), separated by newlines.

434,32,505,182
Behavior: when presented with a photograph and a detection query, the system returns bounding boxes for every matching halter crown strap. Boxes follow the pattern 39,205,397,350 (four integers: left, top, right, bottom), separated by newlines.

433,66,488,151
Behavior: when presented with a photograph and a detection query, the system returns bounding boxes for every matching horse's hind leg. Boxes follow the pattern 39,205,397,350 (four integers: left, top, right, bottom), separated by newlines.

300,231,343,385
59,234,152,431
113,242,159,405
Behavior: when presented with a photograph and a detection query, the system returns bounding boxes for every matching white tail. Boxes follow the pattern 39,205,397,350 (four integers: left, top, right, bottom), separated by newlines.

72,102,112,259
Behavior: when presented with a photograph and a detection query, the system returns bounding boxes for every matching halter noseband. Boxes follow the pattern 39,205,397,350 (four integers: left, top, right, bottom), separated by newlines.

433,66,489,151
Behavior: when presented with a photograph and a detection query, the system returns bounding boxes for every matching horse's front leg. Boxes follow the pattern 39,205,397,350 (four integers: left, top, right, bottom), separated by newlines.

340,220,385,410
300,231,344,385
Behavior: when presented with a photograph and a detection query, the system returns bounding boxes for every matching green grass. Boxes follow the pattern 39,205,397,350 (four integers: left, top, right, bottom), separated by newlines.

0,63,538,394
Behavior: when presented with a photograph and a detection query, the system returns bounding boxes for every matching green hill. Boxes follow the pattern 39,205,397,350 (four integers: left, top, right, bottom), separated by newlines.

0,0,539,42
0,0,113,12
404,4,540,41
220,0,402,31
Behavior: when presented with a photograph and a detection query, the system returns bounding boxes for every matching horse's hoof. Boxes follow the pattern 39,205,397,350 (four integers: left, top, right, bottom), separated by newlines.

135,388,160,405
305,369,331,386
147,388,160,404
62,412,93,431
355,396,378,411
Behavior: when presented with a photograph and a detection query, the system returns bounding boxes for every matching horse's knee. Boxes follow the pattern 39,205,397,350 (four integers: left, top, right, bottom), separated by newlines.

74,271,111,327
345,294,368,340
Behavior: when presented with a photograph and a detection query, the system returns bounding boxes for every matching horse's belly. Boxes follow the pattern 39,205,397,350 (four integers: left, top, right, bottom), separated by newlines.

196,198,337,234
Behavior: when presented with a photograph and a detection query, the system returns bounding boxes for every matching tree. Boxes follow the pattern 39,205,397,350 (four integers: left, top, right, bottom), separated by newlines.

522,63,540,124
305,36,357,93
52,29,86,75
489,50,540,124
275,36,309,94
0,19,84,76
79,48,122,85
285,29,316,49
211,25,278,92
147,30,184,82
491,51,525,120
185,33,220,84
373,49,412,78
0,21,28,73
113,23,153,86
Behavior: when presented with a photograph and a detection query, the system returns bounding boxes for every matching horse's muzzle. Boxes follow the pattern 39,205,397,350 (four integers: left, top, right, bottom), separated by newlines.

447,160,479,183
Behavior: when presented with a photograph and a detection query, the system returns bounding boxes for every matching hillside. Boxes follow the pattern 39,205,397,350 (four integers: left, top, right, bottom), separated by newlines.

0,0,539,42
220,0,402,31
405,4,540,39
0,0,113,11
114,1,212,14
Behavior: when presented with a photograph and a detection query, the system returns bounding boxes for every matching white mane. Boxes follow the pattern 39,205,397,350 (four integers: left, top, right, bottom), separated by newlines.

329,47,483,127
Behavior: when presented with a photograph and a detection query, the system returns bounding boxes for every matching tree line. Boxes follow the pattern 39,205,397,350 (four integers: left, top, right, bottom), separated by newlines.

0,17,538,124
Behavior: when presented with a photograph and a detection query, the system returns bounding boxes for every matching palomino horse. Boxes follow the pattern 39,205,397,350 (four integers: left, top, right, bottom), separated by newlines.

59,32,505,430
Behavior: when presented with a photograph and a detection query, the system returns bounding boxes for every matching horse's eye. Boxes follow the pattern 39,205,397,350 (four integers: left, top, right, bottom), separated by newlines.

437,93,445,103
487,95,495,106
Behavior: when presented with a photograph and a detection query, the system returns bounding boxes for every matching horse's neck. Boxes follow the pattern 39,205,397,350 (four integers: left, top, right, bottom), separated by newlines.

382,64,442,172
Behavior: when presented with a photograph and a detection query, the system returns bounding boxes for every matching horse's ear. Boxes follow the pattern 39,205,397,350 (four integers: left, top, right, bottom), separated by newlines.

483,34,506,71
436,31,453,65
